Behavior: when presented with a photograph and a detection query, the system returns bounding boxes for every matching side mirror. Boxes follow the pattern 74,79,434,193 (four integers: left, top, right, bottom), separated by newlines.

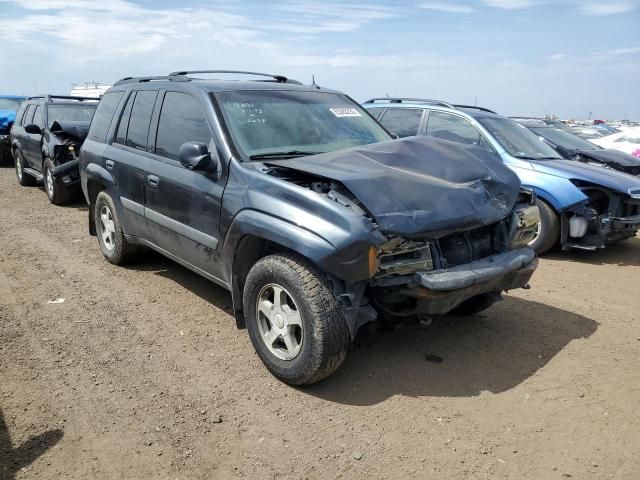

25,124,42,135
390,132,400,140
179,141,220,174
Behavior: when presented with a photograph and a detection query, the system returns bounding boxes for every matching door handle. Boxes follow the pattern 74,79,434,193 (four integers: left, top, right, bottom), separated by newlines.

105,160,114,170
147,175,160,187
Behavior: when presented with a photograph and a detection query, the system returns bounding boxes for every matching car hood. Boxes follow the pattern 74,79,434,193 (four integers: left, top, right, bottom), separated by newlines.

574,148,640,175
265,137,521,238
531,158,640,192
50,120,90,142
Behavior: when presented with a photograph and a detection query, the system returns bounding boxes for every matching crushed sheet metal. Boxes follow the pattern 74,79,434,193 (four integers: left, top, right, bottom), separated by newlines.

266,136,521,238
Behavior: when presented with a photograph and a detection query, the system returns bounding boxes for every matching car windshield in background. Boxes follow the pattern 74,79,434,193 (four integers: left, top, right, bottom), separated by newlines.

477,116,562,160
0,99,22,110
215,90,391,160
531,127,600,151
47,105,96,128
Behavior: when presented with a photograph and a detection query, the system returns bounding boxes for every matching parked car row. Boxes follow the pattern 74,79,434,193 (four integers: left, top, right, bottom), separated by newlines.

3,70,640,385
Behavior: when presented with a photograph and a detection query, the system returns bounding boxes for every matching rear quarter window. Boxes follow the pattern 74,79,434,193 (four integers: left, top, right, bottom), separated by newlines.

87,91,124,143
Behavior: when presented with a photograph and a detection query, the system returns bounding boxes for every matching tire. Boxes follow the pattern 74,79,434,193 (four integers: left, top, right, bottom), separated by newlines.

14,150,36,186
243,253,351,386
449,293,502,317
94,191,139,265
43,158,70,205
528,198,559,254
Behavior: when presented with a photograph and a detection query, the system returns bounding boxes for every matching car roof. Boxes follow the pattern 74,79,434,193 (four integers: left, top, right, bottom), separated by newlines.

0,95,27,100
26,95,99,106
511,118,551,128
110,71,341,95
361,98,501,119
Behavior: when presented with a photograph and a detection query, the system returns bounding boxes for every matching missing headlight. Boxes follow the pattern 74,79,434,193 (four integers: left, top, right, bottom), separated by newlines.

375,237,434,277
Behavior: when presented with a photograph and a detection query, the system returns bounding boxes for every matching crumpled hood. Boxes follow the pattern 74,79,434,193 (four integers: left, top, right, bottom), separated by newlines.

575,148,640,175
0,109,17,135
266,137,522,238
50,120,90,142
531,158,640,192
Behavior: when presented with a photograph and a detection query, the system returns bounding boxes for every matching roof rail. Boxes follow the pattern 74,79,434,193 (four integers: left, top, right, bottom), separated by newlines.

27,95,99,101
168,70,300,84
363,97,455,108
113,75,190,87
453,104,497,114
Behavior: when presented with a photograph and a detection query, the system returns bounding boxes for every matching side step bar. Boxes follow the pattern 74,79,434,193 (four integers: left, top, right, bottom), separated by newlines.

23,167,44,181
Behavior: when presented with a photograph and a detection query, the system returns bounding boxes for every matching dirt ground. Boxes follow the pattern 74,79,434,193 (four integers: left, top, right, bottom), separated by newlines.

0,165,639,480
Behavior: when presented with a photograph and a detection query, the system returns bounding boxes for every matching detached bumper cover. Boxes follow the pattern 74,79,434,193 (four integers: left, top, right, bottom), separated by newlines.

415,248,536,291
611,214,640,231
51,159,81,185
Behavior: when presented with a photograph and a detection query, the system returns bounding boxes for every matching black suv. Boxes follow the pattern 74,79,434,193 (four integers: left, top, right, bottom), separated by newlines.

79,70,539,385
11,95,97,204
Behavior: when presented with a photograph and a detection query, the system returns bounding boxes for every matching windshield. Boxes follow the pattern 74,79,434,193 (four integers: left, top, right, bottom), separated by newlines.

47,104,96,128
544,119,574,133
0,98,23,110
477,116,562,160
530,127,600,151
215,90,391,159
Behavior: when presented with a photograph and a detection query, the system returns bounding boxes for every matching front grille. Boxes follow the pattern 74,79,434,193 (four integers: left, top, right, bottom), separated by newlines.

435,224,499,268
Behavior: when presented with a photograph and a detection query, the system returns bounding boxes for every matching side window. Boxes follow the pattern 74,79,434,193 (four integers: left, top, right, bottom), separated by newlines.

365,107,385,120
23,105,35,126
87,91,124,143
155,92,211,161
426,111,484,147
114,92,135,145
379,108,423,138
31,106,44,129
125,90,157,151
14,103,28,126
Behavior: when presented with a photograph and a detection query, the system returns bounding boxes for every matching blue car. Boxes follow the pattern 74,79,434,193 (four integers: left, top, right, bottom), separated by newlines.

0,95,27,164
363,98,640,253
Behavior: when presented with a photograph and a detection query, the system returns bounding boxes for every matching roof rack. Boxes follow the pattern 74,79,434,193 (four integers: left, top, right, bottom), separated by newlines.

453,104,497,114
113,75,190,86
27,95,99,101
168,70,301,84
363,97,454,108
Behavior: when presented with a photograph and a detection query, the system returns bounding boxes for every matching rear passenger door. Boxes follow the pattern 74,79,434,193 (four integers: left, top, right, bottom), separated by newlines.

107,89,158,240
25,104,45,169
144,90,225,279
378,108,425,138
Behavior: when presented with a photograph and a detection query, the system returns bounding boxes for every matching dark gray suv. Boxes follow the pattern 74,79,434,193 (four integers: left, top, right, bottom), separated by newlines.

79,70,539,385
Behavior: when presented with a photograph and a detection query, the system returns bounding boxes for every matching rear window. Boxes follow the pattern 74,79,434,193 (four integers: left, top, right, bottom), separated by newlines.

87,91,124,142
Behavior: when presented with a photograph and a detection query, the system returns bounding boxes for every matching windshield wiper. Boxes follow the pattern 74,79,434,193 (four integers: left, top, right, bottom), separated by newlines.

250,150,321,160
514,155,560,160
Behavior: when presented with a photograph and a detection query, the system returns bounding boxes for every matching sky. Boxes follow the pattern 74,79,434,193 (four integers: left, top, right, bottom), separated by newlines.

0,0,638,119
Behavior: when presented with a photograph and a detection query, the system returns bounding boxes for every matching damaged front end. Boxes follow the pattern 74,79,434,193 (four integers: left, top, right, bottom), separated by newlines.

560,183,640,250
264,137,540,334
369,189,539,317
48,120,90,187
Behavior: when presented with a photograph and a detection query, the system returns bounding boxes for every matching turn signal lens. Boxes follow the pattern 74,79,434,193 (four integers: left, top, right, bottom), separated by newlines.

368,246,378,277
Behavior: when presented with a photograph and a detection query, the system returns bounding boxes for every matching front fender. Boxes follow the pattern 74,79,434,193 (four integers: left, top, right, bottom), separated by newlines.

221,209,374,284
510,165,588,211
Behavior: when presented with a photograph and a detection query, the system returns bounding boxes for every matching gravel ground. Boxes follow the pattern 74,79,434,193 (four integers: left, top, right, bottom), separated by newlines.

1,165,639,480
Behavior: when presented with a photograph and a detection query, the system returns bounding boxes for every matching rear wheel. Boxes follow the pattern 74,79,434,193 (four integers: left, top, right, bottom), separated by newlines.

528,198,559,254
43,158,70,205
243,253,351,386
14,150,36,186
95,191,139,265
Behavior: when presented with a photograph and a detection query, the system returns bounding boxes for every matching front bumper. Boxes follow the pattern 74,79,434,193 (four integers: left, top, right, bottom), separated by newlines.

374,248,538,316
51,159,81,187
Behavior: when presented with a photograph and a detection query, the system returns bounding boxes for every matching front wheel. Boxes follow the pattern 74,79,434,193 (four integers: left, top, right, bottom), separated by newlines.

243,253,351,386
528,198,560,254
43,158,70,205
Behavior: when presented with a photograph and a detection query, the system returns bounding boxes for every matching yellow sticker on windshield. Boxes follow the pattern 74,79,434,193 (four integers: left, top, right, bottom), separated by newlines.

330,107,361,118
